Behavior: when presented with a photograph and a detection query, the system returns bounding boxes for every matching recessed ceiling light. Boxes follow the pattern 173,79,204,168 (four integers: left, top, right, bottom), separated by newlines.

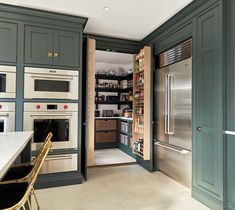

103,6,110,11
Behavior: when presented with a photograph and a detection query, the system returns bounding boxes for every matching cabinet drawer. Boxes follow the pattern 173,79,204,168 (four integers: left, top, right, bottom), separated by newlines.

96,120,116,131
39,154,77,174
96,131,116,143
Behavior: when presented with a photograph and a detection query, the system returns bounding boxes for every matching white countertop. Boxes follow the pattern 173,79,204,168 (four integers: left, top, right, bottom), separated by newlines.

95,117,133,121
0,131,33,180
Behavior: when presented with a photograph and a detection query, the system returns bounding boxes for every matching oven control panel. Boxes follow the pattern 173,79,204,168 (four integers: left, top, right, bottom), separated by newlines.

24,103,78,112
0,102,15,112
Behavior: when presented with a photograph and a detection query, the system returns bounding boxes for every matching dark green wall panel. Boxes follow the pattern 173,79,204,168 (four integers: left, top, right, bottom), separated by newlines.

85,34,142,54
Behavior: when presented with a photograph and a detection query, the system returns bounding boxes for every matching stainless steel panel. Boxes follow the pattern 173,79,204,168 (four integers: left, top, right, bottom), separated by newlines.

169,58,192,150
155,142,192,188
156,67,169,143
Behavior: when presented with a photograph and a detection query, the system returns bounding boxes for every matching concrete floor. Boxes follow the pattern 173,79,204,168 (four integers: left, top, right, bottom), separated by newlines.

94,149,136,166
34,165,209,210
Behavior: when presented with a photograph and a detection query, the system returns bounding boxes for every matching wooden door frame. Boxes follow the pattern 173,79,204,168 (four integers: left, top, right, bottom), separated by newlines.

86,38,96,167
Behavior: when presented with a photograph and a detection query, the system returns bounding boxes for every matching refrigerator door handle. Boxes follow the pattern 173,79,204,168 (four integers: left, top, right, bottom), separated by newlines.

168,75,174,134
164,75,168,134
155,142,190,154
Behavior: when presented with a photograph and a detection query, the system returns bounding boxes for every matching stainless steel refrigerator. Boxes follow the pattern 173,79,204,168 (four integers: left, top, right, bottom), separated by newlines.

154,57,192,188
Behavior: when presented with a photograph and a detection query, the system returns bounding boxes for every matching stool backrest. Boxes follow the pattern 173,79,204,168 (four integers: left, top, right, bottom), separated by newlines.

8,133,52,210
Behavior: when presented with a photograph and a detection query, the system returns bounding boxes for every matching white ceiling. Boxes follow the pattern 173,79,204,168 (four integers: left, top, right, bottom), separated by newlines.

0,0,193,41
96,50,132,65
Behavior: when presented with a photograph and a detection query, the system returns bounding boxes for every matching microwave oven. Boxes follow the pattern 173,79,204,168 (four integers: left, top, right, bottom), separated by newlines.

24,67,79,100
0,65,16,98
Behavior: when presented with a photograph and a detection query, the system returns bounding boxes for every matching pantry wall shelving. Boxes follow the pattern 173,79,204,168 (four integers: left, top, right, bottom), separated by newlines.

132,46,151,160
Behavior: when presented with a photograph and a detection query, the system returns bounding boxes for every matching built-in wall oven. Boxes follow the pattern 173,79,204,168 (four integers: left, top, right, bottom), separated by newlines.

0,102,15,132
24,102,78,151
24,67,79,100
0,66,16,98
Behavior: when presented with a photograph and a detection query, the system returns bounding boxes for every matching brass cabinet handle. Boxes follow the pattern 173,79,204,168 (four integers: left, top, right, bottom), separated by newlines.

196,127,202,132
48,52,53,58
54,52,59,58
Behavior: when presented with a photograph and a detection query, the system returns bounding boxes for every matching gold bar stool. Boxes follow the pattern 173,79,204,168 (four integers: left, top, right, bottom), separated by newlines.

0,133,52,210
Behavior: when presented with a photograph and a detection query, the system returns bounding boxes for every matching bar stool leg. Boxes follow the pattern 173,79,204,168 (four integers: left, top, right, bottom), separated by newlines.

31,187,40,210
22,205,26,210
27,198,32,210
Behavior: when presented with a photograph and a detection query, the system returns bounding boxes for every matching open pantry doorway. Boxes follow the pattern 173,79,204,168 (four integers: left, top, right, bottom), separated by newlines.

85,38,137,168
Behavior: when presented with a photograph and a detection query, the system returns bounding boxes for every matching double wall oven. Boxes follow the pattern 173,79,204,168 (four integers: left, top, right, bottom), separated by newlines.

0,65,16,98
23,67,80,174
0,102,15,132
24,102,78,151
24,67,79,100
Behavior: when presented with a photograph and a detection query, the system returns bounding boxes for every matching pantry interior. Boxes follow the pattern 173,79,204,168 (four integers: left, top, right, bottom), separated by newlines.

94,50,136,166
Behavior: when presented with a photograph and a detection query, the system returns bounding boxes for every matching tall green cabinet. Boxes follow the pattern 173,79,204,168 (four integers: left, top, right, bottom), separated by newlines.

226,0,235,209
192,3,224,209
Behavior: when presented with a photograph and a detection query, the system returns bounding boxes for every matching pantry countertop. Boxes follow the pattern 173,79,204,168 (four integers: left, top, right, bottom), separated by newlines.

95,117,133,121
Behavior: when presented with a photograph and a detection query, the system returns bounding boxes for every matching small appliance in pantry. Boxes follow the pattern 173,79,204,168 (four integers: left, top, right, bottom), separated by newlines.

24,67,79,100
0,65,16,98
23,102,78,151
0,102,15,132
102,110,114,117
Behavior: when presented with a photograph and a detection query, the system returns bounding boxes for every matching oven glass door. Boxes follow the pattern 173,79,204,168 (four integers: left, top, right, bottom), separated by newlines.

0,74,6,93
33,118,69,143
34,79,70,93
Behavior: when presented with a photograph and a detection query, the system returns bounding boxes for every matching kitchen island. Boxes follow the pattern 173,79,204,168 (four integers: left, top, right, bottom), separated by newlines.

0,131,33,180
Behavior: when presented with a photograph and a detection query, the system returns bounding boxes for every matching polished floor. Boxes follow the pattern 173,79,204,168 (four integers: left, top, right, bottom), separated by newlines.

94,148,136,166
34,165,209,210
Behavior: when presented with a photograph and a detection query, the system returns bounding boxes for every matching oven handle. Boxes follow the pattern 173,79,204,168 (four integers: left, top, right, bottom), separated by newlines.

0,113,9,117
29,113,73,117
30,75,73,81
45,155,73,161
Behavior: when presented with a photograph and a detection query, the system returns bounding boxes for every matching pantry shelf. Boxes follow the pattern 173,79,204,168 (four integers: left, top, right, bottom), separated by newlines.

132,46,151,161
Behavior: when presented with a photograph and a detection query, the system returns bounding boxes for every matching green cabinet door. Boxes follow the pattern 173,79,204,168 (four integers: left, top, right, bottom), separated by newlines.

25,26,53,65
227,136,235,210
53,30,80,68
226,1,235,209
192,4,223,208
0,22,17,63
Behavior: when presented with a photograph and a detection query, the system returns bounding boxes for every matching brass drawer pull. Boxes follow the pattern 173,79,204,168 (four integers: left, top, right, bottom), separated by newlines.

48,52,53,58
54,52,59,58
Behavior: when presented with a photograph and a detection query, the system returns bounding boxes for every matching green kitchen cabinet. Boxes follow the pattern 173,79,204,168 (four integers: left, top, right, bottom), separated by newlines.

227,136,235,210
25,25,80,68
226,0,235,209
192,4,224,209
53,30,80,67
25,25,53,65
0,22,17,63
